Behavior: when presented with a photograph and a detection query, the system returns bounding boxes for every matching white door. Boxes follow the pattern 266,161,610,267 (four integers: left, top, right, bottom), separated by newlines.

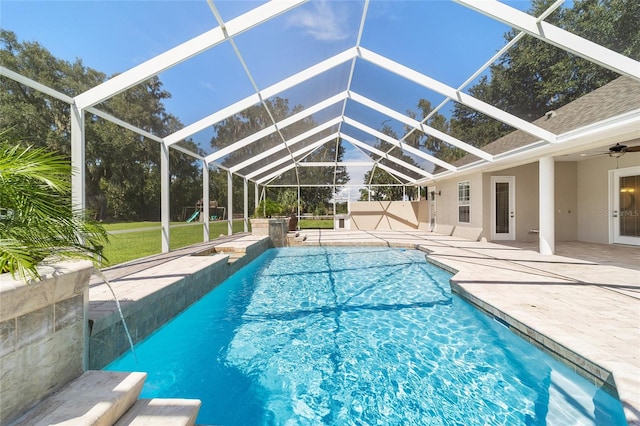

491,176,516,240
610,166,640,245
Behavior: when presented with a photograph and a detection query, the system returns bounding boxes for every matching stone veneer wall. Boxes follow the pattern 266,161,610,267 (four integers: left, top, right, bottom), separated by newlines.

250,218,289,247
89,238,270,369
0,261,94,424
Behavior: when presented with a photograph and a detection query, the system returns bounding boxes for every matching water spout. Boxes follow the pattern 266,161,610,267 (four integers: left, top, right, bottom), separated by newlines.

93,270,137,363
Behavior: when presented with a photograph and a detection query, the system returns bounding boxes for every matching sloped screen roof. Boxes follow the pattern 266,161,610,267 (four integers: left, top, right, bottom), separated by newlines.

2,0,638,189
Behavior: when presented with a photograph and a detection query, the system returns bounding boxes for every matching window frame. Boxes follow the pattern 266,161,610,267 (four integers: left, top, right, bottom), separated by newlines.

458,180,470,223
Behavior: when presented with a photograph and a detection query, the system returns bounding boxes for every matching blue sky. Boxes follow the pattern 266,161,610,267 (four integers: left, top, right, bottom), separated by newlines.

1,0,537,186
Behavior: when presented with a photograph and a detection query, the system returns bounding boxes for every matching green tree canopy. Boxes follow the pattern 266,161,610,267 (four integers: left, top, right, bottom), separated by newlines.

450,0,640,150
359,124,419,201
210,99,348,213
0,30,203,221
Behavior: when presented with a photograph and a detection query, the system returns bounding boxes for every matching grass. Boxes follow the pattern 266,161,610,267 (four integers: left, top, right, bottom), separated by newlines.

100,218,336,266
101,220,247,266
299,219,334,229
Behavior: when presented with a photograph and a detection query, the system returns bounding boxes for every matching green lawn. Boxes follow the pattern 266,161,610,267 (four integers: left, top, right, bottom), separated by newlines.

299,219,334,229
101,220,246,266
100,218,335,267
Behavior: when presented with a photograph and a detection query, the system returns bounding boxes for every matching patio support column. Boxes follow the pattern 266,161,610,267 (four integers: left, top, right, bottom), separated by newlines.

227,170,233,235
203,161,210,242
297,185,301,229
243,178,248,232
70,105,85,212
160,142,170,253
539,156,555,255
255,183,259,209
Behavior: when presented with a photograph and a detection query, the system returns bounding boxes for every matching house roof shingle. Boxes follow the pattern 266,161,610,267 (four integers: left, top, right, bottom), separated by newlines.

452,76,640,168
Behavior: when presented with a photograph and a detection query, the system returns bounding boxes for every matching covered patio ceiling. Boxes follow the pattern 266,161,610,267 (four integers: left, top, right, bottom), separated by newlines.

2,0,639,207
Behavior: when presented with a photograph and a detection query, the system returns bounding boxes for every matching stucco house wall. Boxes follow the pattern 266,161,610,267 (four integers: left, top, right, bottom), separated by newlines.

434,173,484,234
433,161,581,243
481,162,578,242
577,148,639,244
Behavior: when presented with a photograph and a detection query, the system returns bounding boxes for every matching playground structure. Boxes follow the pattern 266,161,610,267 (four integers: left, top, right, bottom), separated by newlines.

182,200,226,223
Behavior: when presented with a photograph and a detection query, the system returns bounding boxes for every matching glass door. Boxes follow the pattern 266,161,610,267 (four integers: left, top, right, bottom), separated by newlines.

491,176,515,240
611,166,640,245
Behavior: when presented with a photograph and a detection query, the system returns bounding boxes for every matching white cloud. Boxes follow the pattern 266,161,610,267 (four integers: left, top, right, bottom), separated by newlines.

287,1,350,42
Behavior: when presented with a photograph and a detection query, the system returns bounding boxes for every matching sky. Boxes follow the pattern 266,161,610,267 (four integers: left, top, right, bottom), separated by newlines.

0,0,537,187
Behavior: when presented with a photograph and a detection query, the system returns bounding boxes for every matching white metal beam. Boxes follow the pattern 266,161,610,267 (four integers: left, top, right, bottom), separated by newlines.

359,48,558,143
246,134,338,179
160,142,170,252
70,106,85,212
298,161,374,167
86,107,164,143
74,1,306,109
455,0,640,81
229,118,341,173
202,162,210,241
349,91,494,161
206,92,346,164
166,94,261,146
166,48,355,146
260,48,356,100
376,163,414,183
341,134,432,178
257,162,297,184
343,117,457,172
1,66,74,104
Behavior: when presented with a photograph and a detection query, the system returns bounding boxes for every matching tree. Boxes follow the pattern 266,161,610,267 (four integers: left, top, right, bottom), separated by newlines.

1,30,203,221
450,0,640,150
210,98,348,213
359,124,419,201
299,138,349,212
0,130,108,279
407,99,465,164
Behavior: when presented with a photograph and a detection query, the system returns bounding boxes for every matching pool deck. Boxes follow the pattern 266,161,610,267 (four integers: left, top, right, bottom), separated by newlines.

93,230,640,425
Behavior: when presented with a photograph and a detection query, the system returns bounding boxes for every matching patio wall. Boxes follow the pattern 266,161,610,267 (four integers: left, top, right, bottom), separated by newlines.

434,161,581,243
349,201,428,230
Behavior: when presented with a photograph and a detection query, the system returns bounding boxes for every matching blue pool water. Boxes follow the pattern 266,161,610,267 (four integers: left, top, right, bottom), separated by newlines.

106,246,626,425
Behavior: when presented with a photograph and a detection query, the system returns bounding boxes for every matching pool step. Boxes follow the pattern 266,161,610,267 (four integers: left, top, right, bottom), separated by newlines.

11,371,146,426
114,398,201,425
287,231,308,246
11,371,201,426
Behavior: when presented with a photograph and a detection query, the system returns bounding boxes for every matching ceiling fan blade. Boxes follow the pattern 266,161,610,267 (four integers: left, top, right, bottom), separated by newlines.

626,146,640,152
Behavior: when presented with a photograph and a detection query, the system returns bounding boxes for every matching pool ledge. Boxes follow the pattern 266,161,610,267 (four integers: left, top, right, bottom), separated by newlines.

88,235,270,369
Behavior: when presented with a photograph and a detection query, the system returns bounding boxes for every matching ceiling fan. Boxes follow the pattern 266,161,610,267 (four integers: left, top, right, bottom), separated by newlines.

607,143,640,158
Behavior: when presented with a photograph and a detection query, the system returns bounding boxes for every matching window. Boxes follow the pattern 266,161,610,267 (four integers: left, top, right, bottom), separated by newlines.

458,181,470,223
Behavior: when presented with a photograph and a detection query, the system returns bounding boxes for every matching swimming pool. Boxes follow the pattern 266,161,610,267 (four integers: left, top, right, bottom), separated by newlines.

106,246,626,425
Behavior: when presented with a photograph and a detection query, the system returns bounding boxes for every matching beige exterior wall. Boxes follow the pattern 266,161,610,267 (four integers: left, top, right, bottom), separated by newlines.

576,151,639,244
483,163,538,242
483,162,578,242
349,201,427,230
433,161,581,243
434,173,485,236
555,162,579,241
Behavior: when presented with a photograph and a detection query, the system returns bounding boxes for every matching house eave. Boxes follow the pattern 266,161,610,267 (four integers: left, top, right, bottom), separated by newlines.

415,109,640,185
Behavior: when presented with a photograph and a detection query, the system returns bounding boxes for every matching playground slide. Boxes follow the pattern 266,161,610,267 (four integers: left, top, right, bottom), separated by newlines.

186,210,200,223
